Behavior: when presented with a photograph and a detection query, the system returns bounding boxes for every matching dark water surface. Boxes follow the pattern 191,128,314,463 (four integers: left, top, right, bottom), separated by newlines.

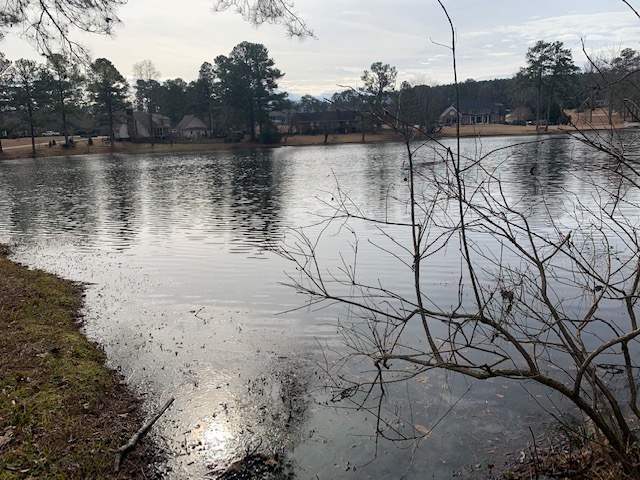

0,135,633,478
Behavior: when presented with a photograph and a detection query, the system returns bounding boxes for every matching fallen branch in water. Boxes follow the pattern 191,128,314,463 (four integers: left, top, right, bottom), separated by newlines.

114,397,175,473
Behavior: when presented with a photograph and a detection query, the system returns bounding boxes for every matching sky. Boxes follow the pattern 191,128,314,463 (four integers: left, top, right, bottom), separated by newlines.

2,0,640,100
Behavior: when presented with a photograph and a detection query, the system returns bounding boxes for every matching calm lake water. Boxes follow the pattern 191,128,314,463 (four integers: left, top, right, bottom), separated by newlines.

0,134,635,478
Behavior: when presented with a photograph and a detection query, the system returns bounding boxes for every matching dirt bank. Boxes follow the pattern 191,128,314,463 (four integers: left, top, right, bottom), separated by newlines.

0,116,626,161
0,246,163,479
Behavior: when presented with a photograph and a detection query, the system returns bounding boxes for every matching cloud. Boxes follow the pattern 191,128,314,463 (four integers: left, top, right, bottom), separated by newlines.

2,0,640,97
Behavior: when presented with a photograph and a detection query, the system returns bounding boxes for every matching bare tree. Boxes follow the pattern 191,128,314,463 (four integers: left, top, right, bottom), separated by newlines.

271,4,640,477
0,53,12,154
133,60,161,147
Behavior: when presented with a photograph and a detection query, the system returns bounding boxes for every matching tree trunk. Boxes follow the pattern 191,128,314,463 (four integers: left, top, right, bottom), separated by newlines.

248,103,255,141
106,95,115,149
148,109,155,147
544,73,558,132
29,122,35,158
535,74,542,131
59,86,69,146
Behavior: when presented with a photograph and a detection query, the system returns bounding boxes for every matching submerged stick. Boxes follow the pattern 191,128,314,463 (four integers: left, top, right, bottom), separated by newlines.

114,397,175,473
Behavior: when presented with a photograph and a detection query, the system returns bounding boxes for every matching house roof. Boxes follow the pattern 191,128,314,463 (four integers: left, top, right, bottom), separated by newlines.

132,111,171,128
443,100,506,114
175,114,207,131
269,109,297,117
439,101,506,119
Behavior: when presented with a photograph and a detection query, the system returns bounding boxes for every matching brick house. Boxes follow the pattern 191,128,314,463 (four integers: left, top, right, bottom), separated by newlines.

291,110,359,134
440,100,506,125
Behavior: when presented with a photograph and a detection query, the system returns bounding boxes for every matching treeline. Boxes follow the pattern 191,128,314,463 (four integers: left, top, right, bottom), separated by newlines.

0,41,288,154
2,39,640,153
304,42,640,132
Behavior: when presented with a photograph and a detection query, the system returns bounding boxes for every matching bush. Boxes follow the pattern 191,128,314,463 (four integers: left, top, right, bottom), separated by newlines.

259,124,282,144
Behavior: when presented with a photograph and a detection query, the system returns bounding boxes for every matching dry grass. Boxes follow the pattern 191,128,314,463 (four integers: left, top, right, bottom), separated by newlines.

504,434,636,480
0,245,162,479
0,113,627,161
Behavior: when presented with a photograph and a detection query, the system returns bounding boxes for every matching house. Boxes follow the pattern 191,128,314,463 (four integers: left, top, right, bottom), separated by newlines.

291,110,359,134
269,109,297,126
116,111,171,140
175,114,210,139
1,112,31,138
440,101,506,125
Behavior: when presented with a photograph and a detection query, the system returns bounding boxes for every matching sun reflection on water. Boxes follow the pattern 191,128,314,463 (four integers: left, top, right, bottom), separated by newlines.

203,420,233,464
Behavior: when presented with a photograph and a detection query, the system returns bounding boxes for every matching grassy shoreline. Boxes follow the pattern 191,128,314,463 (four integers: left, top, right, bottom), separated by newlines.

0,245,160,479
0,119,628,161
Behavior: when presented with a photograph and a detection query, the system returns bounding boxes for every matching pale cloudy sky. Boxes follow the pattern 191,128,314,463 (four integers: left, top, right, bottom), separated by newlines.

2,0,640,99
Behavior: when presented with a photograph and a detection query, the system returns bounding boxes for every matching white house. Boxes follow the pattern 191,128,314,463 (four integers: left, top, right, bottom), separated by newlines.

116,111,171,140
175,114,209,139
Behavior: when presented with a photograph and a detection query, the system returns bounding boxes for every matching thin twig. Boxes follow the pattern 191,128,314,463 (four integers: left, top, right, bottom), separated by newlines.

114,397,175,473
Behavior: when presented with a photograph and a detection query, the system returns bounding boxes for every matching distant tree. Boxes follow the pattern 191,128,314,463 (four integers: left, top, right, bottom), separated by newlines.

193,62,217,133
330,88,370,141
519,40,578,130
297,94,326,112
586,47,640,123
331,89,363,111
361,62,397,104
0,53,12,153
161,78,189,125
543,41,579,125
8,59,45,157
610,48,640,121
42,53,84,145
394,82,441,133
509,106,533,124
458,77,480,100
1,0,125,57
215,42,284,141
87,58,129,148
133,60,161,145
519,41,551,128
361,62,397,128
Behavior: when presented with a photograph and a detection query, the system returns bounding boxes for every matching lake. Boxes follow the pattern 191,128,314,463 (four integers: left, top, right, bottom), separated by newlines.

0,134,635,478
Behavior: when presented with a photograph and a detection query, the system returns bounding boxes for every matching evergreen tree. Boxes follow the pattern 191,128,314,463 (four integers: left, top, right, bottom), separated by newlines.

215,42,284,141
519,40,578,130
42,53,84,145
194,62,217,133
8,58,45,157
87,58,129,147
361,62,397,128
161,78,189,126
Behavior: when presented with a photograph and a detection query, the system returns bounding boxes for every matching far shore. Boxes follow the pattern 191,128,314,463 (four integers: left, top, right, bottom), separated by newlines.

0,119,631,161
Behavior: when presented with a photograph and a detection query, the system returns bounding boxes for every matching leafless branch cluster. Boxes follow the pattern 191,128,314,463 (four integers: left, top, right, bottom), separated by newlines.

211,0,314,38
274,120,640,477
270,4,640,476
1,0,125,58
